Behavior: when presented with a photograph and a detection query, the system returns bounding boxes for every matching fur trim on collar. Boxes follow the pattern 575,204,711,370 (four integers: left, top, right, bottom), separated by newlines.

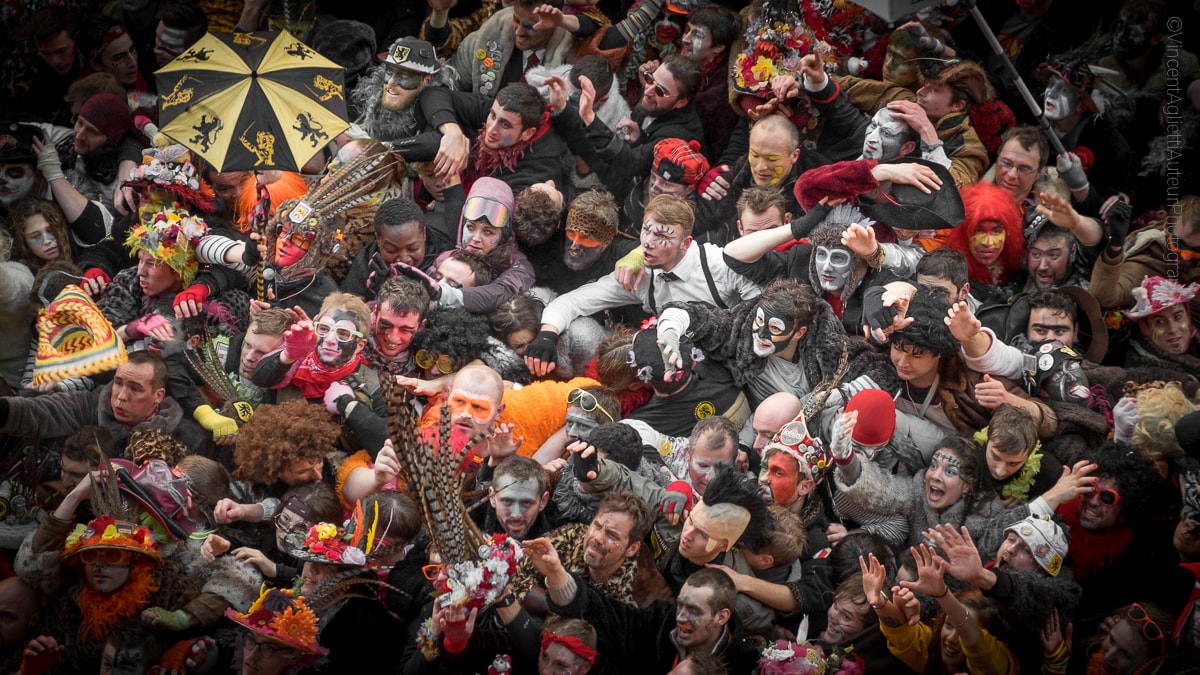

467,108,553,180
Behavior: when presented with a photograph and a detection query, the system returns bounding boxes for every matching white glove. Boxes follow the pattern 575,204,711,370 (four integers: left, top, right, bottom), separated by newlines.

831,410,858,462
1056,152,1089,192
1112,396,1138,444
36,136,65,182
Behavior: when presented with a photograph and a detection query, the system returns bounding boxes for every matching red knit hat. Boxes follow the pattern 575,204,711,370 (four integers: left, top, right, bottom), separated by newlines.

844,389,896,446
79,93,132,143
653,138,709,186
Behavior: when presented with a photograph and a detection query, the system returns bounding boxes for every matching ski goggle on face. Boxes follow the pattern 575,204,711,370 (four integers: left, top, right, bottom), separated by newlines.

461,196,510,230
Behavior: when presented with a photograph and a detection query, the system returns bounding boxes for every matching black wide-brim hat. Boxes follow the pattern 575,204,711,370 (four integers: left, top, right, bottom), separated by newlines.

860,157,964,230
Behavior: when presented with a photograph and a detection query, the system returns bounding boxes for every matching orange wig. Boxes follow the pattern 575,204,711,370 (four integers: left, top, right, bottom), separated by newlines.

233,171,310,233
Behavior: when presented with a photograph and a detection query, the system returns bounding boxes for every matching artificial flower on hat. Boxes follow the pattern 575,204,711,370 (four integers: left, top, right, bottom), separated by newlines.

61,514,161,564
1122,276,1200,320
224,586,328,657
759,639,865,675
124,206,209,287
285,522,368,567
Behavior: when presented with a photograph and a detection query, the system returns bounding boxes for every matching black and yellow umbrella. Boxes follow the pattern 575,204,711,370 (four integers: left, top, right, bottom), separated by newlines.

156,30,349,172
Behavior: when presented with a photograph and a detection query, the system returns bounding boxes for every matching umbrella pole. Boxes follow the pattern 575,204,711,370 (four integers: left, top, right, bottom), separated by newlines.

253,179,271,302
963,0,1069,157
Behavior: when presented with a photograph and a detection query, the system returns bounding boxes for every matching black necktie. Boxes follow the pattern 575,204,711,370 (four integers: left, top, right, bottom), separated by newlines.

658,272,680,282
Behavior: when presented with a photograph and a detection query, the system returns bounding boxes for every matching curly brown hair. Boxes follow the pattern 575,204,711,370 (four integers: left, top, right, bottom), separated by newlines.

233,400,339,483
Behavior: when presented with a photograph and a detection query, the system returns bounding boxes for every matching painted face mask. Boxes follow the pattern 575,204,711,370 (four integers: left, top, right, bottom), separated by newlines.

1042,75,1080,121
750,304,795,357
448,392,495,423
654,15,682,45
862,108,911,161
563,229,606,270
276,221,314,267
814,245,853,293
761,452,802,506
970,225,1006,266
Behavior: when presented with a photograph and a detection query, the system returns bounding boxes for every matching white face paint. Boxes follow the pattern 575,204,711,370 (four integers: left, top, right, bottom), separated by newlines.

490,476,544,541
0,163,37,209
1042,75,1080,121
814,245,853,293
750,305,794,357
862,108,911,161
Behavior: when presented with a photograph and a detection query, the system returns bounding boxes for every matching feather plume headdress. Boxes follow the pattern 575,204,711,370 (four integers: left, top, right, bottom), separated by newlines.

267,141,402,282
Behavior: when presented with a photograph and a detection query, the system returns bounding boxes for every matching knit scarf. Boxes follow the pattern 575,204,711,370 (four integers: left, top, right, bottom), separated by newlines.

293,352,363,399
467,108,553,182
1058,498,1135,582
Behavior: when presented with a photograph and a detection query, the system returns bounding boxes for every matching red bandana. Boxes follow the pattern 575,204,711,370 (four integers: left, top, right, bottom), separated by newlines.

541,633,598,665
293,352,362,400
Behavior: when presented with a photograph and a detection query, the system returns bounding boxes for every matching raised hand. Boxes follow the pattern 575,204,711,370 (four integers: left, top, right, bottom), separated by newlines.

566,440,599,481
374,440,400,486
522,537,566,580
899,543,948,599
1112,396,1139,443
282,320,317,361
928,524,983,585
830,410,858,462
487,423,524,463
945,300,982,344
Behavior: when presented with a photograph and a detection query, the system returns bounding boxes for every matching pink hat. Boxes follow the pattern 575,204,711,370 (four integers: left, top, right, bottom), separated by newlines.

844,389,896,446
1122,276,1200,320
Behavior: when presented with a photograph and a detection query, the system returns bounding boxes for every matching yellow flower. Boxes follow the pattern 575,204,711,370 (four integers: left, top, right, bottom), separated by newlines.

315,523,338,540
101,524,120,540
751,56,777,83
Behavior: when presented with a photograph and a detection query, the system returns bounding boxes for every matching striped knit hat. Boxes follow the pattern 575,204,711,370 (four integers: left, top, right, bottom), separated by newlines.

32,284,127,386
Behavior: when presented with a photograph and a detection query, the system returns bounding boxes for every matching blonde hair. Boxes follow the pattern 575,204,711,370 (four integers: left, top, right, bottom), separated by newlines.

1135,382,1200,460
643,194,695,237
318,292,371,334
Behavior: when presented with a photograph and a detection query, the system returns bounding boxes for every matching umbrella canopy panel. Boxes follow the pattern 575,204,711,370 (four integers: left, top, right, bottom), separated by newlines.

157,30,350,172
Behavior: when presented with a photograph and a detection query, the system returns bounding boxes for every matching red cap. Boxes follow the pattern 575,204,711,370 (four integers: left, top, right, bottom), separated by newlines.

845,389,896,446
653,138,710,186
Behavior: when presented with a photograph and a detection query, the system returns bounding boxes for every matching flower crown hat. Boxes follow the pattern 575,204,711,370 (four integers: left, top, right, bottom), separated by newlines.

123,140,216,214
285,522,369,567
1122,276,1200,320
61,514,161,565
124,205,209,287
224,586,328,656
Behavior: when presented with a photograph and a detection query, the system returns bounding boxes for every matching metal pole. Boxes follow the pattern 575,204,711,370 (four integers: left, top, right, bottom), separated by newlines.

964,0,1069,156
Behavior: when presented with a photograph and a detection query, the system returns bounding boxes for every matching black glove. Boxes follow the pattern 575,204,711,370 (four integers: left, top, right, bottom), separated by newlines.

391,262,441,302
1104,200,1132,250
860,286,895,340
524,330,560,364
364,250,392,297
791,202,834,241
572,446,599,482
241,236,262,266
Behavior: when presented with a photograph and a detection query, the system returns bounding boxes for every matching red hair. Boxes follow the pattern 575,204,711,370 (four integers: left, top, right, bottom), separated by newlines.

946,182,1025,286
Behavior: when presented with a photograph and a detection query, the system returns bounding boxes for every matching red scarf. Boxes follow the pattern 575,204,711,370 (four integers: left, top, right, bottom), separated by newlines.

293,352,362,399
1057,498,1135,582
466,108,553,184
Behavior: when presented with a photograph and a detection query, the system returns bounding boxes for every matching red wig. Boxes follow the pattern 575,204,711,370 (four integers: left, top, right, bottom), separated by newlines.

946,181,1025,286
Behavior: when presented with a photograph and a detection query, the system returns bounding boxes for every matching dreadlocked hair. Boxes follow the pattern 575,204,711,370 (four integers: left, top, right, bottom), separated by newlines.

700,464,770,553
891,290,959,358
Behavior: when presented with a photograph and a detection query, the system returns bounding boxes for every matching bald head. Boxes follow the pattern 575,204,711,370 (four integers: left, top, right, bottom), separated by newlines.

752,393,803,452
751,115,800,152
0,577,41,649
453,365,503,403
448,364,505,438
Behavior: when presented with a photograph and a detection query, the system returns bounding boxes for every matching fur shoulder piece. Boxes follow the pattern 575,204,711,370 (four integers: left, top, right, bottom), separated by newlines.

13,530,65,595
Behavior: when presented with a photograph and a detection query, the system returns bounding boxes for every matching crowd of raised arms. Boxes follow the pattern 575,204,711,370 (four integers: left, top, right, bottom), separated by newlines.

0,0,1197,673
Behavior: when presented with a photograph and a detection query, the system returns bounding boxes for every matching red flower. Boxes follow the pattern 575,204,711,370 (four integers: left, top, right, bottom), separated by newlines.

327,548,341,562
